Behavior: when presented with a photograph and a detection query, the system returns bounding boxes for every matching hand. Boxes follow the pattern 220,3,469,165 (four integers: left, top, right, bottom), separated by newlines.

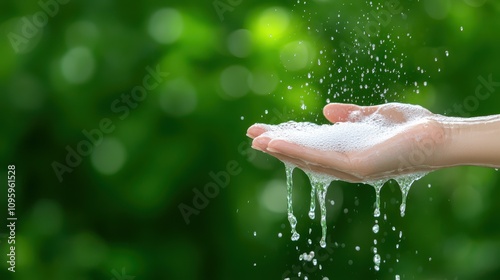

247,103,447,182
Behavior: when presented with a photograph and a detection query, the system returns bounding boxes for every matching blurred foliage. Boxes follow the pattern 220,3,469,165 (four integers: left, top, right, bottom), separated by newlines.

0,0,500,279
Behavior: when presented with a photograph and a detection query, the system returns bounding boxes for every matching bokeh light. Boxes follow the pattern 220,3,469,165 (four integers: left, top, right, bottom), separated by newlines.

147,8,183,44
227,29,252,58
91,137,127,175
60,46,96,84
220,65,251,98
252,7,290,45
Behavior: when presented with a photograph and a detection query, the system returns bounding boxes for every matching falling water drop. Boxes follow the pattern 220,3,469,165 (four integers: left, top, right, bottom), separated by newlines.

306,173,333,248
307,173,317,219
395,173,426,217
285,164,300,241
373,253,381,271
368,180,386,217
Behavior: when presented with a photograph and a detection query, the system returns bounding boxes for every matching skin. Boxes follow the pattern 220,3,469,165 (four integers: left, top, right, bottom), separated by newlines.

247,103,500,183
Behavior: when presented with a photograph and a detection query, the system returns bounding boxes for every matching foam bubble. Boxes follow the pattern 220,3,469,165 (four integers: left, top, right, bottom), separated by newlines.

258,103,429,152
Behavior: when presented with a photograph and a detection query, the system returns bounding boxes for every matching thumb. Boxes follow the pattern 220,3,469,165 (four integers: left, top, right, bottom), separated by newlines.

323,103,361,123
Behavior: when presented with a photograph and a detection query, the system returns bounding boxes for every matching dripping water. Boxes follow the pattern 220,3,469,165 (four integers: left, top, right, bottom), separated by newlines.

285,163,300,241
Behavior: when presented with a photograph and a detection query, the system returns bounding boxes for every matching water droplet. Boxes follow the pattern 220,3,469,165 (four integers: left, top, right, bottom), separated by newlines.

395,173,426,217
285,164,300,241
369,180,385,217
373,254,381,270
355,246,360,251
372,224,379,234
307,173,317,220
299,251,315,262
317,181,331,248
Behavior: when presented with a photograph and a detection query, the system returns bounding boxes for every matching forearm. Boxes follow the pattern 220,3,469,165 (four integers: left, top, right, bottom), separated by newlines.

437,115,500,168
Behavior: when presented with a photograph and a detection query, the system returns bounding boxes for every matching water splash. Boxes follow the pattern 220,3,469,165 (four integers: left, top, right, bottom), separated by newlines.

394,173,426,217
306,172,333,248
317,181,330,248
307,173,317,219
367,180,387,217
285,163,300,241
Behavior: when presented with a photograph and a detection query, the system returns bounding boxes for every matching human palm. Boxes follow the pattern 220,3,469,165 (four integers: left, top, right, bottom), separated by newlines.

247,103,447,182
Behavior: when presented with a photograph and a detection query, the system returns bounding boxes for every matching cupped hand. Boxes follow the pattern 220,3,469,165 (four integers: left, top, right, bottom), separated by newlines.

247,103,447,182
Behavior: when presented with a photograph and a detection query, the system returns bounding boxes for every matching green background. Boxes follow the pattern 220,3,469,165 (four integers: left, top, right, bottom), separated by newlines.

1,0,500,279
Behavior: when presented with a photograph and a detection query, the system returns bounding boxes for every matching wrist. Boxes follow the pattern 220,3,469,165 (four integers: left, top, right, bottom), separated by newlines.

436,115,500,168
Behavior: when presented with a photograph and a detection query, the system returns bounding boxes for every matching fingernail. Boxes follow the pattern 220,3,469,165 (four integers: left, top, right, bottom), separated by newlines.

266,139,282,153
254,137,270,146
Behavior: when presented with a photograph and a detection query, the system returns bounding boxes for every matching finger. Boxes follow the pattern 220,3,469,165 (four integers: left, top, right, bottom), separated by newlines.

323,103,359,123
323,103,380,123
251,136,361,181
251,136,271,152
247,124,269,139
274,154,362,182
258,144,363,182
266,139,352,173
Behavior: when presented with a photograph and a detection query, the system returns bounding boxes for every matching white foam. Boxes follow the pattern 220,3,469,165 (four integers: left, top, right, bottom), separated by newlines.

258,103,430,152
